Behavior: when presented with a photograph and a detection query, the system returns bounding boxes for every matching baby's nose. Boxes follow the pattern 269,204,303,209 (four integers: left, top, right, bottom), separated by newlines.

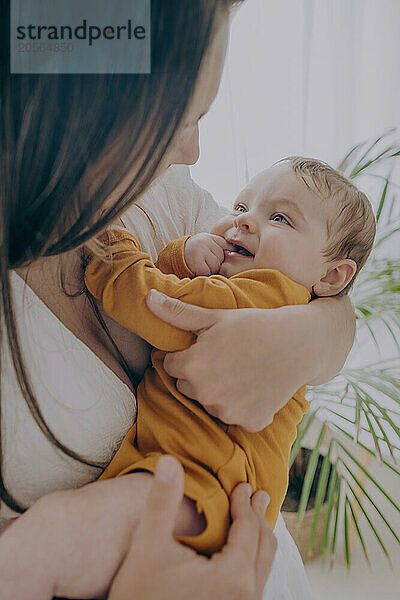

234,213,255,233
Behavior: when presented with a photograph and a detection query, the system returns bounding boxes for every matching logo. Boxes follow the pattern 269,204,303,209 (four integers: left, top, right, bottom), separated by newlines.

11,0,151,74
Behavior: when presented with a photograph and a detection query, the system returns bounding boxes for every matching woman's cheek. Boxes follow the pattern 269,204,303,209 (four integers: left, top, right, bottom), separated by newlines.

170,126,200,165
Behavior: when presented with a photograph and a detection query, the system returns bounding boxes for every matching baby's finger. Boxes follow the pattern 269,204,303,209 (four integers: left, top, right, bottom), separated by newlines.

195,260,212,276
210,235,236,251
204,253,221,274
209,241,225,263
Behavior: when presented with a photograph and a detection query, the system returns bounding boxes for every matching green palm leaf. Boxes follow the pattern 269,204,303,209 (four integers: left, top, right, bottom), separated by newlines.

330,478,342,563
347,499,370,566
346,480,390,562
287,130,400,567
308,442,332,555
297,423,327,523
321,464,338,559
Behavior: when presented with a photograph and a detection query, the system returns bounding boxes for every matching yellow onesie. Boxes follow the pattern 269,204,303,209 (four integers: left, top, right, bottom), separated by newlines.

85,228,311,554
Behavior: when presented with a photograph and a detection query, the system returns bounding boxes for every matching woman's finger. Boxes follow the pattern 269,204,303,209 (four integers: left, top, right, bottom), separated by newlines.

251,491,277,597
221,483,259,565
251,490,270,518
163,348,193,379
133,456,184,552
254,523,277,595
146,290,218,334
176,377,196,399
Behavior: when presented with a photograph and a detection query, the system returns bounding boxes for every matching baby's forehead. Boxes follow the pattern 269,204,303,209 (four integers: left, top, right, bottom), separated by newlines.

238,165,337,220
241,165,314,204
243,164,302,196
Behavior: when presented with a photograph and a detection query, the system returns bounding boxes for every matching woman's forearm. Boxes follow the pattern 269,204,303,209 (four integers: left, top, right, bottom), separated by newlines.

146,291,356,431
0,473,208,600
0,518,18,536
301,295,355,386
0,501,57,599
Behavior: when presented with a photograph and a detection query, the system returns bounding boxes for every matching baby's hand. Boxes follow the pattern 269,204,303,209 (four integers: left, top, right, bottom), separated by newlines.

184,233,233,276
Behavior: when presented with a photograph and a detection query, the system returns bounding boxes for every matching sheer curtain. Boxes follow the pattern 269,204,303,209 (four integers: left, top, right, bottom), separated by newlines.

190,5,400,595
191,0,400,376
191,0,400,209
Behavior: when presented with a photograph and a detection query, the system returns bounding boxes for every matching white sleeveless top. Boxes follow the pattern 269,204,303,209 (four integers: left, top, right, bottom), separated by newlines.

1,165,312,599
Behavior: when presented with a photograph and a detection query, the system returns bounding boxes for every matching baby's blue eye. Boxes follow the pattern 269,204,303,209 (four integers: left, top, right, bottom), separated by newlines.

272,214,290,225
234,204,246,213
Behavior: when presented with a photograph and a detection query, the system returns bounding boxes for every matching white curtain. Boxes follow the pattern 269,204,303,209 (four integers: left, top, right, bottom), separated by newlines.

190,6,400,589
191,0,400,209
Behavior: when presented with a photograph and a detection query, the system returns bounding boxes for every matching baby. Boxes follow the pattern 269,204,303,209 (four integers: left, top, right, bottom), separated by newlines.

84,156,376,555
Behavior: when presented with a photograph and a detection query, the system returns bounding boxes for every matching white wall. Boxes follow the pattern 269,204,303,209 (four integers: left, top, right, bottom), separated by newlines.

191,0,400,210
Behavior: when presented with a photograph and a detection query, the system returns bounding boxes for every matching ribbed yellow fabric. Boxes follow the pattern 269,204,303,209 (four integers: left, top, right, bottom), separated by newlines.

85,229,311,554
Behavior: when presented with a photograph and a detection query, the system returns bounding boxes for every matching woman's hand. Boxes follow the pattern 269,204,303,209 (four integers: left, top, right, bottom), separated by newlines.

146,291,355,432
109,455,276,600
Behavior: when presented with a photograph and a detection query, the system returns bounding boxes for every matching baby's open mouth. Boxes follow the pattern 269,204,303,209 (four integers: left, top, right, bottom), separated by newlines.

225,242,254,258
232,243,254,257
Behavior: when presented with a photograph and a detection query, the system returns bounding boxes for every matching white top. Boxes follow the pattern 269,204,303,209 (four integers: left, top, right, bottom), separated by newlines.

0,165,224,523
1,165,312,599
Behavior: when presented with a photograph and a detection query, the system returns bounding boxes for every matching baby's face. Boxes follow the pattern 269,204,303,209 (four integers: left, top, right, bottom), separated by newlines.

211,164,334,292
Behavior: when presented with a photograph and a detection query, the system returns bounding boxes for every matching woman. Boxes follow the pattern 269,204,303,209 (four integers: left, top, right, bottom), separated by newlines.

0,1,354,597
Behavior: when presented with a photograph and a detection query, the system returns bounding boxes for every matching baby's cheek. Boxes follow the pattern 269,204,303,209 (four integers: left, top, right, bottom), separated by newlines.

210,217,233,237
210,223,222,236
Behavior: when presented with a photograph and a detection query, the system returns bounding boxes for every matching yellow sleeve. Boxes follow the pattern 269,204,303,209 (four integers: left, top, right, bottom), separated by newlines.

154,236,195,278
84,229,310,352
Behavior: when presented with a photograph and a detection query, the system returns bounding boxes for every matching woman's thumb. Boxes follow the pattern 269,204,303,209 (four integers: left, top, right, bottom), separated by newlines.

146,290,218,334
135,456,184,546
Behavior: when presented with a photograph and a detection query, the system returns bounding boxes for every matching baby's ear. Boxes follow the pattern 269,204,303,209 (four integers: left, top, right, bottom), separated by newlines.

313,259,357,297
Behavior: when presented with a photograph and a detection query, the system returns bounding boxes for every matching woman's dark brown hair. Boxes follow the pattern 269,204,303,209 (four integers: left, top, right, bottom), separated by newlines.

0,0,239,512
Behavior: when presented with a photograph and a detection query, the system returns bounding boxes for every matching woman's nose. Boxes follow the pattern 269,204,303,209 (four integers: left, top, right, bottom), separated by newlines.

234,212,256,233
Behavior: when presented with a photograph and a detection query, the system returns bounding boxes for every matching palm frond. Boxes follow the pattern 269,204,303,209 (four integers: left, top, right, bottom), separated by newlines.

297,423,327,523
288,130,400,567
308,442,333,556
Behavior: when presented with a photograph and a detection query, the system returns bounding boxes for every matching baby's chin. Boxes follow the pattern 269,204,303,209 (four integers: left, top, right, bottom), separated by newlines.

217,263,228,277
218,262,245,278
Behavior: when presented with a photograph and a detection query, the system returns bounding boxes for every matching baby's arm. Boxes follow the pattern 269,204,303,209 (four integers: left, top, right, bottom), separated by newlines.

85,230,239,352
156,232,235,278
84,229,310,353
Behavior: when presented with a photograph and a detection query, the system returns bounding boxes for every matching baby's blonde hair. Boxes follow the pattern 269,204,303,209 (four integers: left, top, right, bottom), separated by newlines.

277,156,376,295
